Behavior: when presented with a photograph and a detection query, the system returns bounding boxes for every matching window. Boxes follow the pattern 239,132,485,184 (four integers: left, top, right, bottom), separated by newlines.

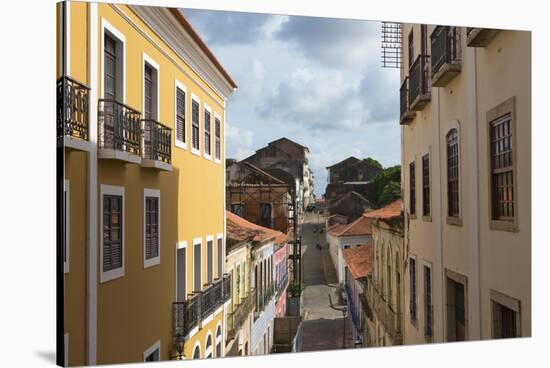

64,180,70,273
175,82,186,148
491,290,521,339
217,234,223,278
104,34,118,101
230,203,243,217
490,113,514,221
144,189,160,268
216,324,222,357
191,95,200,155
408,28,414,69
193,238,202,291
142,54,159,121
409,161,416,216
204,105,212,159
192,344,200,359
100,185,124,282
422,154,430,217
446,277,466,341
260,203,272,228
447,129,460,217
102,20,125,102
176,242,187,302
424,265,433,338
409,258,417,321
143,341,160,362
421,24,428,55
206,236,213,284
205,334,213,358
214,115,221,162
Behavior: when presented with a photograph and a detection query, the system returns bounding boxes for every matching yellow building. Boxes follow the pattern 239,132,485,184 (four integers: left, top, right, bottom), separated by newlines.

57,1,236,365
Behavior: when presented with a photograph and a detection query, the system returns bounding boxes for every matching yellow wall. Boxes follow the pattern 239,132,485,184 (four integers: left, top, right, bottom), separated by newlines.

64,1,229,364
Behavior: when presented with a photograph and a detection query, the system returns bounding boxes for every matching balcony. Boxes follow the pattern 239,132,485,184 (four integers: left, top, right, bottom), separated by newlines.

366,278,403,344
172,273,232,340
431,26,461,87
57,76,90,151
399,77,416,125
142,119,172,171
466,27,500,47
276,273,289,300
227,288,257,341
98,99,142,164
408,54,431,111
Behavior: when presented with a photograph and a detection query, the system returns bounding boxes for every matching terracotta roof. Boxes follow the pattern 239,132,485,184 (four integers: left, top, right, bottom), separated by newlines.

226,211,286,245
342,243,374,279
329,215,372,237
364,200,402,220
170,9,237,89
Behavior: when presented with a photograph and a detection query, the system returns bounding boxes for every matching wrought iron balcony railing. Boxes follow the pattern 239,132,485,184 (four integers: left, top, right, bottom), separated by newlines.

98,99,141,157
142,119,172,165
227,288,257,341
400,77,415,125
431,26,461,87
57,76,90,143
172,273,232,340
408,54,431,111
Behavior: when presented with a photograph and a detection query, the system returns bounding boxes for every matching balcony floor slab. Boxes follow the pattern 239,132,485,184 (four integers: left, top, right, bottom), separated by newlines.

142,159,172,171
99,148,141,164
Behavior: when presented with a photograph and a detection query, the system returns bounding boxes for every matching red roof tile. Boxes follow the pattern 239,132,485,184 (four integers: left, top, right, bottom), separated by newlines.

329,215,372,237
342,243,374,279
364,200,402,220
226,211,287,245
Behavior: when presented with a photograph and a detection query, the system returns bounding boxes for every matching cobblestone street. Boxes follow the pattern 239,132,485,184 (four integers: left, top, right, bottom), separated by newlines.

300,212,353,352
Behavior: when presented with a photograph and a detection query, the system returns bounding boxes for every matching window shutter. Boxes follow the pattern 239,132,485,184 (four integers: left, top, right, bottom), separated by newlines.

194,242,201,291
217,238,223,278
207,240,213,284
176,88,185,143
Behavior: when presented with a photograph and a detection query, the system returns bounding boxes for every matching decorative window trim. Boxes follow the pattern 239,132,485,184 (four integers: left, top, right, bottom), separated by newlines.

216,233,224,278
175,241,187,302
142,52,160,121
190,93,201,156
100,18,126,102
409,159,417,219
192,340,201,360
486,96,519,232
214,112,222,164
193,237,202,291
204,331,213,358
143,340,160,362
174,79,187,149
421,151,432,221
100,184,125,283
446,121,463,224
215,322,223,357
206,234,214,284
203,104,213,160
143,188,161,269
64,180,70,274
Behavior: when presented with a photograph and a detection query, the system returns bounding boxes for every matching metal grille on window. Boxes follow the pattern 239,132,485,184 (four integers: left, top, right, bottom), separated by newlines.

490,113,514,220
204,110,211,155
192,100,200,150
215,117,221,159
447,129,460,217
176,88,186,143
145,197,159,260
103,195,122,271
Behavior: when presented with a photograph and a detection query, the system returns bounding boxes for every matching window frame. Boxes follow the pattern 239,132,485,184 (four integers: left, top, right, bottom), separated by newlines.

205,331,213,358
174,79,187,149
143,340,161,362
214,113,222,164
176,241,187,302
100,184,125,283
206,235,214,284
490,289,521,338
203,104,213,160
409,160,417,218
143,188,160,268
190,93,201,156
100,18,126,102
486,97,518,232
216,233,224,278
215,322,223,357
142,52,160,121
409,256,417,323
192,341,201,359
423,262,433,340
64,180,70,274
193,237,202,292
446,127,462,223
422,153,431,220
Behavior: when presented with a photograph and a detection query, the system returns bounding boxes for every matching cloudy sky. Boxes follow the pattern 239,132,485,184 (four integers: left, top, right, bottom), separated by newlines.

183,9,400,196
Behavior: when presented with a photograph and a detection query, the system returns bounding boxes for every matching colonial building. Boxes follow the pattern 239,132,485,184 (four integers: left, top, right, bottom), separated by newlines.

57,2,236,365
400,24,530,343
363,200,405,347
243,137,314,211
274,242,290,318
326,215,373,285
326,156,383,184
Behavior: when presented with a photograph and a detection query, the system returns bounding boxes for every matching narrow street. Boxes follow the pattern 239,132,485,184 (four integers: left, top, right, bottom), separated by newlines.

300,211,353,352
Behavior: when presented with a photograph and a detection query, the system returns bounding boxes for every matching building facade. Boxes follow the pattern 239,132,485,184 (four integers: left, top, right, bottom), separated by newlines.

400,24,530,344
274,243,290,318
58,1,236,365
363,200,405,347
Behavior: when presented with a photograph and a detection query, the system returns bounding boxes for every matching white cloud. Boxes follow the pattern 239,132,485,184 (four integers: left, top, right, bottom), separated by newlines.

225,122,255,160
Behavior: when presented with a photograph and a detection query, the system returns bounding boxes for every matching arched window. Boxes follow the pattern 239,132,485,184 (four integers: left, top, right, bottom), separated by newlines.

205,334,213,358
215,324,222,357
447,129,460,217
192,344,200,359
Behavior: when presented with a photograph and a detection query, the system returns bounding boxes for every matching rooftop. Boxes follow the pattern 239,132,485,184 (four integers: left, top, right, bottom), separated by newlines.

364,199,403,221
342,242,374,279
226,210,287,245
328,214,372,237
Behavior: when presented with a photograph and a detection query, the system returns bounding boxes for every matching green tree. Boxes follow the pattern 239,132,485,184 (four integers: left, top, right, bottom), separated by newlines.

367,165,401,207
